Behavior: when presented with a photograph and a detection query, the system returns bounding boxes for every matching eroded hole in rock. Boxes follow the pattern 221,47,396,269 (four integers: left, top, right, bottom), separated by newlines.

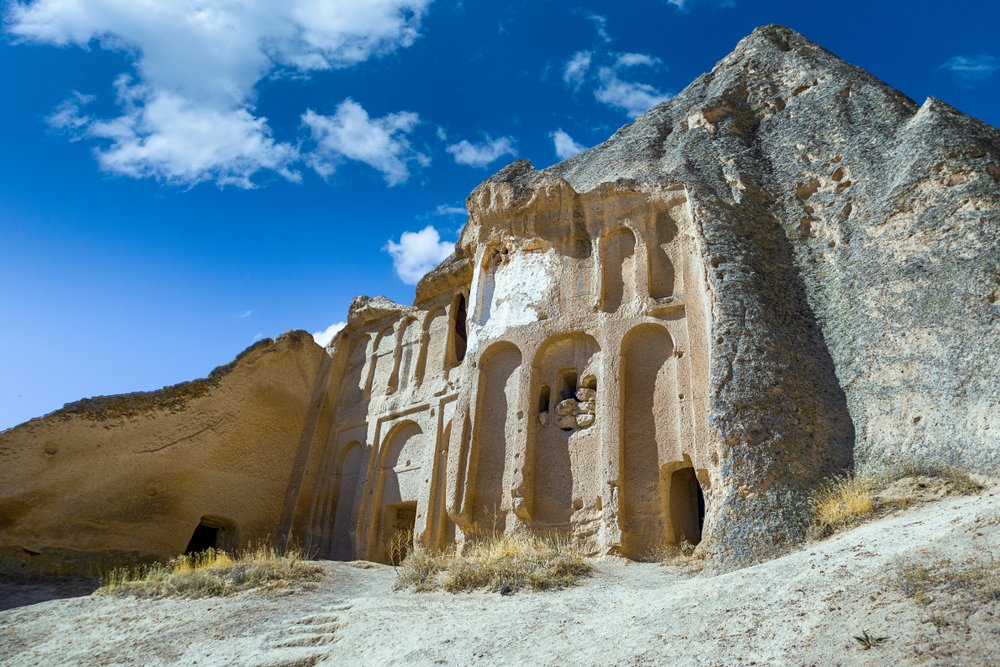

538,384,550,413
669,468,705,546
451,294,467,366
185,523,218,554
559,370,578,401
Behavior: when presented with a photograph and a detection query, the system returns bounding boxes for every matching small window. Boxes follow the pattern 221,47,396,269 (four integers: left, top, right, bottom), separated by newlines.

538,384,551,413
559,370,578,401
452,294,468,365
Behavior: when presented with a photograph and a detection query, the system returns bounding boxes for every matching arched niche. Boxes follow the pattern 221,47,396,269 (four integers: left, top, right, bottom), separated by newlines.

648,211,677,299
601,226,638,312
366,325,397,398
330,441,365,561
619,323,681,558
375,421,425,562
470,341,523,532
415,307,449,386
447,293,468,369
529,332,602,533
338,333,370,408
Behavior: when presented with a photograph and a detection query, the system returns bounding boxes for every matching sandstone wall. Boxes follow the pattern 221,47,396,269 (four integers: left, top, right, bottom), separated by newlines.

0,331,329,574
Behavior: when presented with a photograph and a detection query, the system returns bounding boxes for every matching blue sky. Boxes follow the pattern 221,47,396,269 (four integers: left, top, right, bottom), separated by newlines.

1,0,998,430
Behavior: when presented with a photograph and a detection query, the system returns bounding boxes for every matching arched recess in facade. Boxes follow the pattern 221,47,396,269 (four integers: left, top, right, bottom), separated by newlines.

601,226,638,312
415,307,448,387
329,440,365,561
366,420,426,562
528,332,602,535
468,341,522,534
619,322,691,558
365,324,396,398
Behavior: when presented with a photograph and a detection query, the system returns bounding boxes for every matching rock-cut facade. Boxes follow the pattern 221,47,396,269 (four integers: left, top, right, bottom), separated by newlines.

1,26,997,573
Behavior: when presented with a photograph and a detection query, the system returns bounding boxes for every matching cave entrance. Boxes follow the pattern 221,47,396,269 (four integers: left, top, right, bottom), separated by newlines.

184,516,237,554
668,468,705,546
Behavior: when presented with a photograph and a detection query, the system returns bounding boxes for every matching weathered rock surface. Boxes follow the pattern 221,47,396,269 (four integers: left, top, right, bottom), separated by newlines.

0,25,996,573
0,331,330,572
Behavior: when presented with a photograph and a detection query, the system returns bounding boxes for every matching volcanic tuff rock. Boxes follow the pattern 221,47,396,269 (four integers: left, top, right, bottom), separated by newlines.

0,25,997,573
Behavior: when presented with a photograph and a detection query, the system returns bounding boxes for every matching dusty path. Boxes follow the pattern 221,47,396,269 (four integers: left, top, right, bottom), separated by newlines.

2,490,998,666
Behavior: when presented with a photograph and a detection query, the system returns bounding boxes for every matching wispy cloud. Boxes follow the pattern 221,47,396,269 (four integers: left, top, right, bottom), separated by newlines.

666,0,736,11
594,67,671,118
302,99,428,185
251,332,264,343
563,50,593,90
385,226,455,284
9,0,430,188
435,204,467,216
614,52,661,69
550,129,587,160
587,14,611,43
446,136,517,168
940,55,999,82
312,321,346,347
239,310,253,319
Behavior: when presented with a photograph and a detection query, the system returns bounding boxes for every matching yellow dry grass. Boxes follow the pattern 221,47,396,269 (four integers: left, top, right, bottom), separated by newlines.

101,545,323,598
811,473,876,532
810,461,983,538
396,532,592,594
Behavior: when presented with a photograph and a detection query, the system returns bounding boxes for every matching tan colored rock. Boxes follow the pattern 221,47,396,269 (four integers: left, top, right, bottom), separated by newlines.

554,399,578,417
1,25,997,574
0,331,330,572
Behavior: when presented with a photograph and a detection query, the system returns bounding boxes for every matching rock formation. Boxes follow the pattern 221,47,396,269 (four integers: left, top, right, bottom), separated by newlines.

1,25,997,572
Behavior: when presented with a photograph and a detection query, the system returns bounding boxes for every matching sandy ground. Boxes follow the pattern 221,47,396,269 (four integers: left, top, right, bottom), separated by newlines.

2,488,998,667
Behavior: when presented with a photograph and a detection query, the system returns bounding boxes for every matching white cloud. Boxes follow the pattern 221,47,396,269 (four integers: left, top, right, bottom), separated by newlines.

594,67,671,118
550,129,586,160
586,14,611,43
385,225,455,284
8,0,430,187
251,332,264,343
312,321,346,347
563,50,592,89
614,52,661,69
239,309,253,319
446,136,516,168
435,204,467,216
302,99,428,185
940,55,999,82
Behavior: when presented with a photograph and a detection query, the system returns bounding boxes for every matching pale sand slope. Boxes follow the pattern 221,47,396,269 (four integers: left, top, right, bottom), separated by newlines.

2,488,998,667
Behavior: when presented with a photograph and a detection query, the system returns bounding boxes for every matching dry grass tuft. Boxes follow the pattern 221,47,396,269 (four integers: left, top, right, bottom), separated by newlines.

396,533,592,594
101,545,324,598
810,461,983,538
895,556,1000,607
811,473,876,534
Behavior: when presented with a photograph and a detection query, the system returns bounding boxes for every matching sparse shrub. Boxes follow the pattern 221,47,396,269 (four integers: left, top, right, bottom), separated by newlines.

395,532,592,594
385,528,414,566
101,544,323,598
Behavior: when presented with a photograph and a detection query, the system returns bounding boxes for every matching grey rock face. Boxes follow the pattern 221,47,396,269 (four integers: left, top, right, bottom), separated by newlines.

523,24,998,564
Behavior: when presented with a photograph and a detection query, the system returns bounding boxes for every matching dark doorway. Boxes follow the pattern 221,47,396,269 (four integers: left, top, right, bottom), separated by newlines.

669,468,705,545
184,515,237,554
185,522,219,554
